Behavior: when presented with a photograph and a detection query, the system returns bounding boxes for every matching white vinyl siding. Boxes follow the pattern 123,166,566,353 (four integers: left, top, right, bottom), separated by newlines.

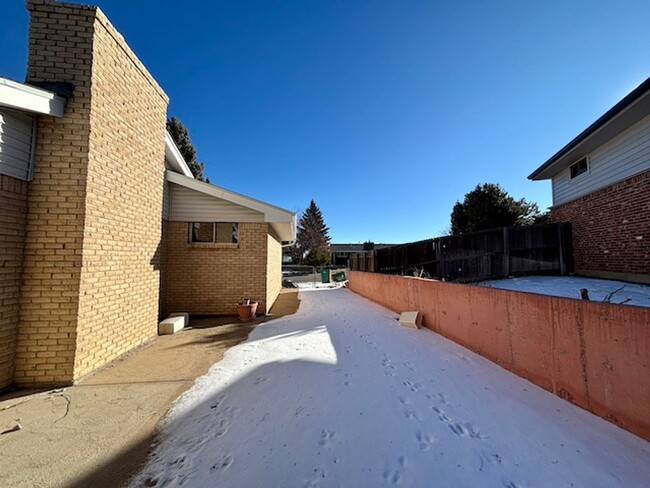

169,184,265,222
0,108,35,181
552,113,650,205
162,180,171,220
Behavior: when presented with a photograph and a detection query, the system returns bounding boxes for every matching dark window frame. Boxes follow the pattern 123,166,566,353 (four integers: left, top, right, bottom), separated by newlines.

569,156,589,179
189,222,239,244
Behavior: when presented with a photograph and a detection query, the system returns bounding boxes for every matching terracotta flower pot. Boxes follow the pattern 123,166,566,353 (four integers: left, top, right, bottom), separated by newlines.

236,301,258,321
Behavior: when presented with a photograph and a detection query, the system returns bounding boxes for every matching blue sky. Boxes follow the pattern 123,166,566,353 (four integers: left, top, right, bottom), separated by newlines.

2,1,649,243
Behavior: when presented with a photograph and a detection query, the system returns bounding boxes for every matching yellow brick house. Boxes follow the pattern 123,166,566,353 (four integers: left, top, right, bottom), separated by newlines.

0,0,296,391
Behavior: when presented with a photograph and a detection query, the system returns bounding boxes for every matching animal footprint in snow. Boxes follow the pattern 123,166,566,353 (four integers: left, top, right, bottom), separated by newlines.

416,431,435,450
449,422,487,440
449,422,468,436
384,370,396,377
212,406,239,437
254,377,267,385
403,380,422,392
210,395,227,410
303,467,328,487
479,452,502,469
382,456,406,484
382,468,401,484
402,361,416,372
404,410,420,421
344,372,352,386
318,430,335,447
345,346,353,354
214,417,230,437
398,396,411,405
210,454,234,472
432,406,450,423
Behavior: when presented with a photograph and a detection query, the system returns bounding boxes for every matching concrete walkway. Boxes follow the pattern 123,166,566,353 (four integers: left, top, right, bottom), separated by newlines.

0,290,299,488
132,287,650,488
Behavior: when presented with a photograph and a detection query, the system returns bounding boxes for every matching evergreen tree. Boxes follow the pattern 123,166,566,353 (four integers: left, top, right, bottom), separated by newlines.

166,117,210,182
293,200,331,266
450,183,542,235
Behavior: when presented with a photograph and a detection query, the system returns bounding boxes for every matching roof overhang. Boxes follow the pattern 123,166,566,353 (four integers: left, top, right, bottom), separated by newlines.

165,170,297,243
529,77,650,180
0,77,66,116
164,132,194,177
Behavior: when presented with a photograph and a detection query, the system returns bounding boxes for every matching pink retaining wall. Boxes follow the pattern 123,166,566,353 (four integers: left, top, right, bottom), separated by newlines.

348,271,650,441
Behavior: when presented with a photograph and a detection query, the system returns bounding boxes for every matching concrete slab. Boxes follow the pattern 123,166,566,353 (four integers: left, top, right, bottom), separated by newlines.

0,289,300,488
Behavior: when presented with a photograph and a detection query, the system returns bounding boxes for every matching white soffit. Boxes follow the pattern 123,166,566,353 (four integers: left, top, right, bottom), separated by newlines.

0,77,65,117
165,170,297,242
164,132,194,177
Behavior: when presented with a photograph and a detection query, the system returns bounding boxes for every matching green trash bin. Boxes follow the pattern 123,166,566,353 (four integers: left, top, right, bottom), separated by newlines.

321,268,331,283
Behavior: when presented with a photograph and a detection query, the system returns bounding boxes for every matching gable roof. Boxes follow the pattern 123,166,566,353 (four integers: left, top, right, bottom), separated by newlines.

166,170,297,243
529,76,650,180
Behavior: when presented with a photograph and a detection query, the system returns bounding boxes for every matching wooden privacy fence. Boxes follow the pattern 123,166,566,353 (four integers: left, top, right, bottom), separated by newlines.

349,222,573,282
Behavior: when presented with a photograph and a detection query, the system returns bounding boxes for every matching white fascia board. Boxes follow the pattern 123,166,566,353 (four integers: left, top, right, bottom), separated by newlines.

164,132,194,177
0,77,65,116
166,170,296,240
270,212,298,243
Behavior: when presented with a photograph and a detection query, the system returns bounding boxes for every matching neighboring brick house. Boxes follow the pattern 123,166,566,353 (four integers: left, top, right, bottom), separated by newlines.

529,77,650,284
0,0,295,391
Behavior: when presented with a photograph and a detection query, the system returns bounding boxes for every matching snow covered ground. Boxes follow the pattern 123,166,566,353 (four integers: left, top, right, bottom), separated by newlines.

477,276,650,307
131,288,650,488
295,281,346,290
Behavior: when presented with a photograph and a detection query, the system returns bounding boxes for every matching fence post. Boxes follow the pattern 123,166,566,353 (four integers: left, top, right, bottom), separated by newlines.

503,226,510,278
558,224,566,275
439,239,446,281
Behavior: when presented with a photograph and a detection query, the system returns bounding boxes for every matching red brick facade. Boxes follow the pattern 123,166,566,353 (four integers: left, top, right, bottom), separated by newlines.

551,169,650,281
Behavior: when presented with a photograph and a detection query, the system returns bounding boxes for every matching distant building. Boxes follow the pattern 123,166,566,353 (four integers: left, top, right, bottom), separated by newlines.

330,242,395,267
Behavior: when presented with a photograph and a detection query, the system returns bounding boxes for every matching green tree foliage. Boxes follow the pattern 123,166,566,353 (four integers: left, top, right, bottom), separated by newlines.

293,200,331,266
530,211,551,225
450,183,544,235
166,117,209,183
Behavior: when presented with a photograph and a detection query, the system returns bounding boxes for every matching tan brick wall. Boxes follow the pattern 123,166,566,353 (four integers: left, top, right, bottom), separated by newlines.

15,0,96,387
162,222,270,315
266,230,282,314
0,175,29,390
15,0,168,386
73,8,168,380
